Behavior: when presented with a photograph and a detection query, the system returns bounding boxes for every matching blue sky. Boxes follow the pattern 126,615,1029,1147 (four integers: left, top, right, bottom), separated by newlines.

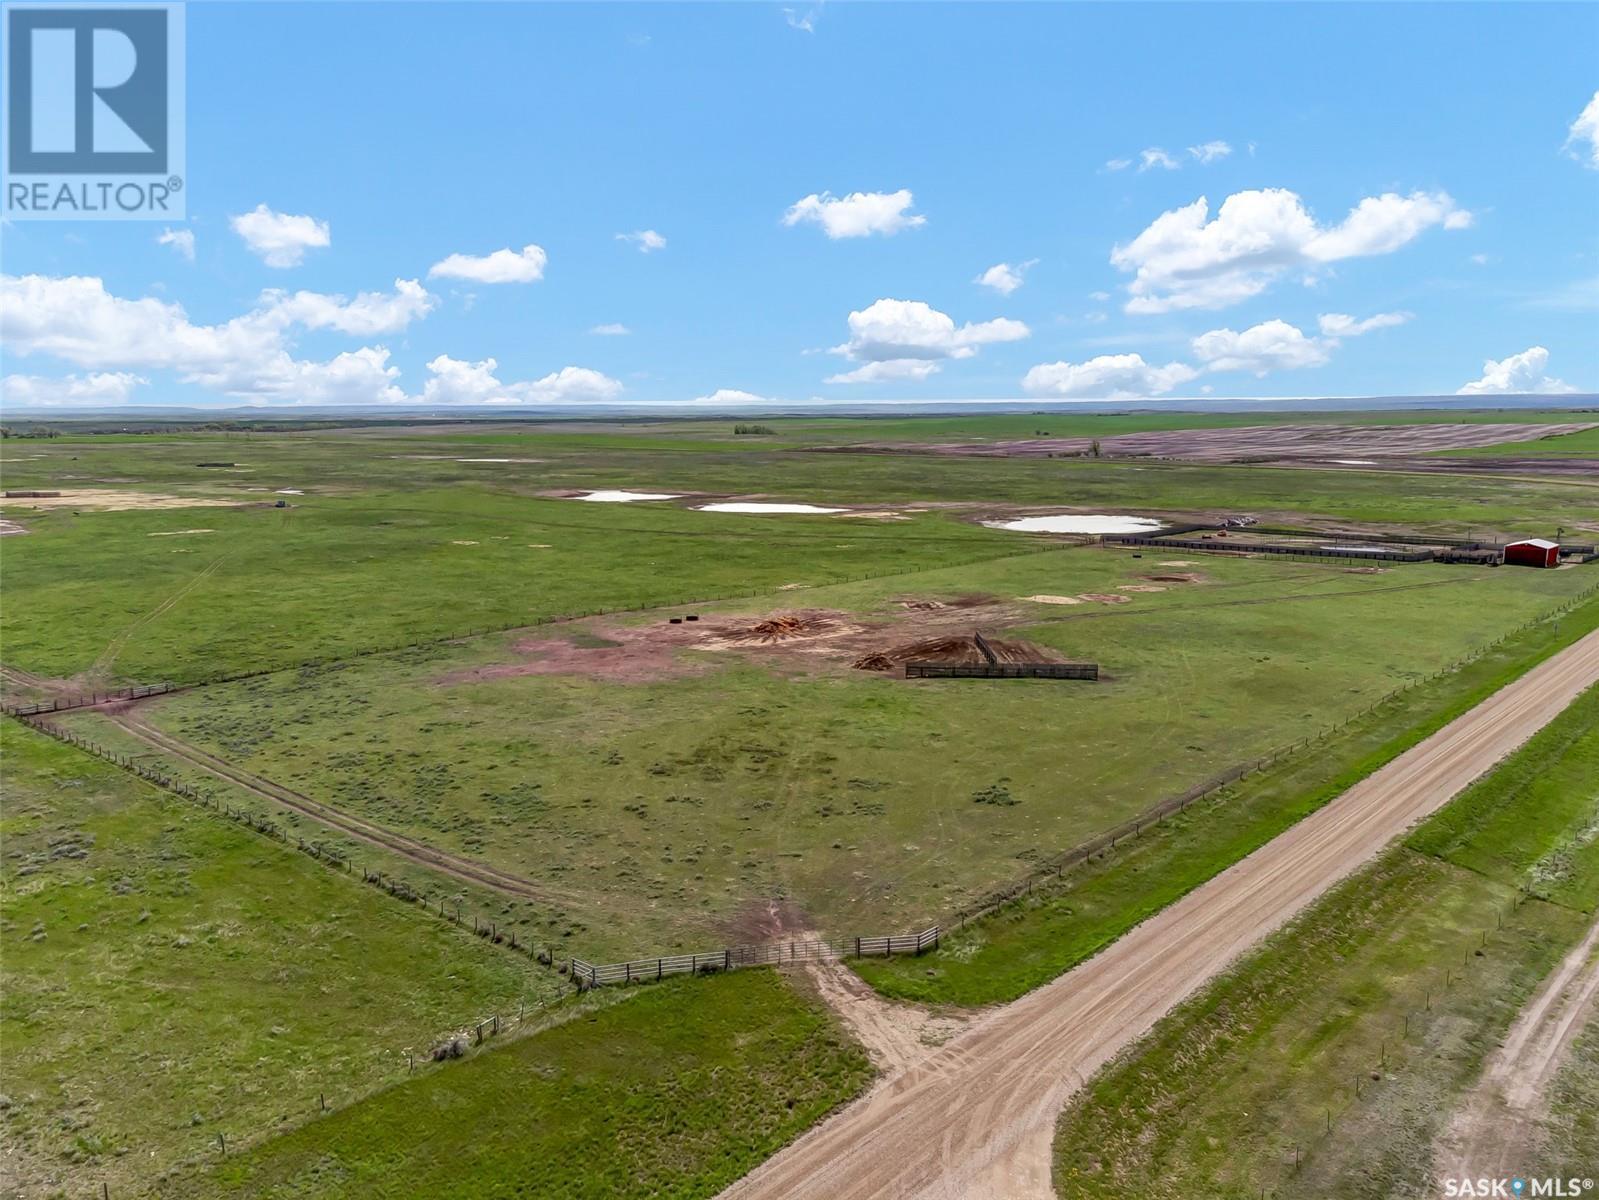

2,1,1596,408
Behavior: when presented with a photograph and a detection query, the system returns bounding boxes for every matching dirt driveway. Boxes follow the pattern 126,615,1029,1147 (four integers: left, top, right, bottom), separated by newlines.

718,627,1599,1200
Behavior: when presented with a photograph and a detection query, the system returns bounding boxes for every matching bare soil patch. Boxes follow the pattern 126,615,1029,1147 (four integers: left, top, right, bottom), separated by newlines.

436,594,1053,687
721,612,848,645
0,490,242,512
1079,593,1133,605
800,957,968,1076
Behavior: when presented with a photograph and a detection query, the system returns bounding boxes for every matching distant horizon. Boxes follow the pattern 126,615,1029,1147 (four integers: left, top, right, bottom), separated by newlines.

4,393,1598,423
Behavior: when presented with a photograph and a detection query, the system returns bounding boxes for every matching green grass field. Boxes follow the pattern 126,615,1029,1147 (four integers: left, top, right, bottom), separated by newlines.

857,587,1599,1005
1050,684,1599,1199
94,549,1595,958
4,416,1598,690
171,968,871,1200
5,412,1599,1200
0,721,557,1199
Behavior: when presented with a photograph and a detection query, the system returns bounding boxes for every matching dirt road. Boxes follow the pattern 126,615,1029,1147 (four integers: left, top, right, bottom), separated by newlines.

1434,913,1599,1183
720,628,1599,1200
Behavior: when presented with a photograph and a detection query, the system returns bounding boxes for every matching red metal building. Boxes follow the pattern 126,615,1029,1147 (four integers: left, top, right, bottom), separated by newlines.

1504,538,1560,568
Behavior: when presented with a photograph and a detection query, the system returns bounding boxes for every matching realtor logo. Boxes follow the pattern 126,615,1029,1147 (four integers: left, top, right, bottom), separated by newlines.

3,2,185,218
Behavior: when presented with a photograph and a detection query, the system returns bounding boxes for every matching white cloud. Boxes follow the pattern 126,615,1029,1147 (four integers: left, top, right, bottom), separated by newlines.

157,228,195,262
0,273,410,405
782,189,925,239
1316,311,1411,338
1,371,146,406
1188,140,1233,164
975,259,1038,296
230,204,330,268
1105,158,1133,172
1457,346,1576,396
1111,188,1471,313
783,5,819,32
826,359,942,385
590,323,631,336
259,279,436,336
1022,354,1198,399
523,366,623,403
825,298,1029,384
1,273,282,375
616,229,667,253
250,346,408,406
427,243,548,284
692,388,777,405
1565,91,1599,169
418,356,623,405
0,273,629,408
1191,319,1331,375
1139,148,1181,172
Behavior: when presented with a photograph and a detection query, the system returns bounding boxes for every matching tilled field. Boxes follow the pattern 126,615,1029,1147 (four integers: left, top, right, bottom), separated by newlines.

835,422,1598,463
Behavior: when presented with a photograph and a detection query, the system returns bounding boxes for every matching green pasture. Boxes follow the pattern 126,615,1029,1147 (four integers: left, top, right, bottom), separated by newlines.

0,721,556,1199
116,547,1596,957
174,968,871,1200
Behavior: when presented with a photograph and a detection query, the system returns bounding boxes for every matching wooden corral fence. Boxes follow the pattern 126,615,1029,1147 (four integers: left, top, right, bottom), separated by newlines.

1104,533,1435,564
2,681,178,717
572,927,940,989
1107,526,1599,568
905,661,1098,680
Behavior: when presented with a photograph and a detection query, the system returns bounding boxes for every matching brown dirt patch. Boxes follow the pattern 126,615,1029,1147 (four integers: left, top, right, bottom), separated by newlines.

855,634,1059,669
723,612,844,644
437,630,707,686
0,489,243,512
1143,573,1204,584
1079,593,1133,605
852,653,897,672
1022,594,1084,606
439,594,1060,687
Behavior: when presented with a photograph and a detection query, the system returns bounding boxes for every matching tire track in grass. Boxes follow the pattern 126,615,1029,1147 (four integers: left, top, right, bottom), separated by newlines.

92,707,582,910
90,552,230,680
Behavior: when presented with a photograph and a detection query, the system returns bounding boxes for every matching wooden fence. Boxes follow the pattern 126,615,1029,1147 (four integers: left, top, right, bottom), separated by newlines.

1104,533,1435,564
8,714,575,977
571,927,940,989
2,681,177,717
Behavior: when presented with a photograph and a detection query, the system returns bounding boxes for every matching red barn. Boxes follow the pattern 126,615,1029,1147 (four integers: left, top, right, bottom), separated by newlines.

1504,538,1560,568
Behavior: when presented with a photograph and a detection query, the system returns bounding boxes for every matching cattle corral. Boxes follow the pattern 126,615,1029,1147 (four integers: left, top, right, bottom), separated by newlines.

1103,525,1598,567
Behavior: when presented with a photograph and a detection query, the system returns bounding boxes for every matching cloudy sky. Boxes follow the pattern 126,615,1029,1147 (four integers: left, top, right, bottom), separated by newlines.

2,2,1596,409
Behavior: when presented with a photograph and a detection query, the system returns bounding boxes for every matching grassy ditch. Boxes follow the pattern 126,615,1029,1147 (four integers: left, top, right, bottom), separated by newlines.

1050,683,1599,1199
176,968,872,1200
